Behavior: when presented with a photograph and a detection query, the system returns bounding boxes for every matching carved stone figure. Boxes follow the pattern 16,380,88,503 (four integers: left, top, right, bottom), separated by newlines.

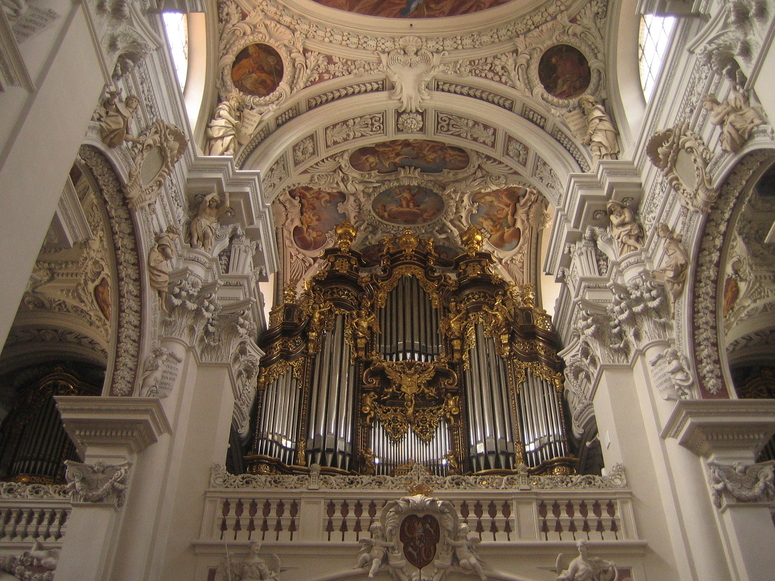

708,461,775,508
379,37,444,112
241,541,279,581
446,523,487,580
650,222,689,303
556,540,616,581
649,347,693,400
216,542,280,581
140,347,183,398
189,192,231,254
702,86,766,153
28,540,59,570
207,93,243,156
356,523,395,578
64,460,131,508
94,92,141,148
578,96,619,161
148,225,180,311
606,201,643,256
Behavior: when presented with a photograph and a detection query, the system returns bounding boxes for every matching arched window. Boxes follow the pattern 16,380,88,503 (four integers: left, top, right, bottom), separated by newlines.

638,14,677,102
163,13,189,90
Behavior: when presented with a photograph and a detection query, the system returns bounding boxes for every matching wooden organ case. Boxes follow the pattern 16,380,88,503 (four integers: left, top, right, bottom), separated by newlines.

246,224,575,476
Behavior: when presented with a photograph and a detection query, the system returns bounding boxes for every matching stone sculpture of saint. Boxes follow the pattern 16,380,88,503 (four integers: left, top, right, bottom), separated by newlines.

650,222,689,303
148,225,180,312
702,86,766,153
95,92,141,148
606,200,643,256
207,93,243,156
579,96,619,161
189,192,231,254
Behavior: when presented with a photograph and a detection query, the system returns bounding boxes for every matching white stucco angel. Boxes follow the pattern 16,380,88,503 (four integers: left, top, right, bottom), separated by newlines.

379,37,445,112
445,523,486,581
357,523,398,578
556,540,616,581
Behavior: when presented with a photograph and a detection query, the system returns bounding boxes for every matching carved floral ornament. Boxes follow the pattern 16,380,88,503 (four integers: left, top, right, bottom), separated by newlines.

647,121,718,213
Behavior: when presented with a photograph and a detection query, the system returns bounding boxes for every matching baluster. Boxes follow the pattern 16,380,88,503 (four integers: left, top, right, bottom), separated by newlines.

487,501,498,541
325,501,336,541
233,499,243,541
353,500,363,540
339,500,350,541
274,499,285,541
288,500,298,541
219,500,231,540
261,500,272,541
247,500,257,540
501,501,512,541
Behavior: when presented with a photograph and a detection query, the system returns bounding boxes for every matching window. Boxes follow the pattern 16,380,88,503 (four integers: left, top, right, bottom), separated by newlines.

163,13,189,90
638,14,677,102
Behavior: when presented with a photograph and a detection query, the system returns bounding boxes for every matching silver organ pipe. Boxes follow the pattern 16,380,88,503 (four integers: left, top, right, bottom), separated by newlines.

464,324,516,471
256,369,300,465
306,314,355,471
370,419,450,476
518,373,568,466
379,276,439,362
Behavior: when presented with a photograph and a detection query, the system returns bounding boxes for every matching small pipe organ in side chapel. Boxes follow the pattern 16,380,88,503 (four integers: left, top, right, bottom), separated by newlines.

246,223,574,477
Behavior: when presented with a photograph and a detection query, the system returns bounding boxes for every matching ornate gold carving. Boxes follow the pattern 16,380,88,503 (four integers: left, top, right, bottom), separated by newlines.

335,220,357,251
362,391,378,425
461,225,484,254
259,357,304,388
352,300,380,358
397,229,420,255
372,265,443,308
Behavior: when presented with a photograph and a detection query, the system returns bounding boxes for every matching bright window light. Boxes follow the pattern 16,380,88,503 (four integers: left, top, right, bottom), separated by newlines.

163,13,188,90
638,14,677,102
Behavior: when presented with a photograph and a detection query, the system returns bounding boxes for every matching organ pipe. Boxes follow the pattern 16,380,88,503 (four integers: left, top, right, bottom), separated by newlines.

249,224,573,477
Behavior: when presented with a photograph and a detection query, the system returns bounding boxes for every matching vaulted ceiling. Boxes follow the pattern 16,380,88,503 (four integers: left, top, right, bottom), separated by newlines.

214,0,616,306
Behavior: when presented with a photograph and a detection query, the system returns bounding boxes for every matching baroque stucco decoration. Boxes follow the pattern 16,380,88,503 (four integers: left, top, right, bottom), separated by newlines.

64,460,131,508
355,494,487,581
78,145,142,397
124,120,187,209
647,121,717,212
379,36,445,112
708,460,775,508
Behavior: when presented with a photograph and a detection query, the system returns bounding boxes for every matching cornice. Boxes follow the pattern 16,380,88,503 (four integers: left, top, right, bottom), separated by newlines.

662,399,775,457
55,396,172,457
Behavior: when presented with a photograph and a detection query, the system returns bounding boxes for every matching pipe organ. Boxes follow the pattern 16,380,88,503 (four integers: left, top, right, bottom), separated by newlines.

247,223,574,476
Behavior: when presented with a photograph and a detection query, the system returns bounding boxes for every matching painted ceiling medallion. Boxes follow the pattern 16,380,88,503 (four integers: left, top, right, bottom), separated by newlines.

231,43,284,98
310,0,509,18
372,185,444,226
350,139,469,174
538,44,591,100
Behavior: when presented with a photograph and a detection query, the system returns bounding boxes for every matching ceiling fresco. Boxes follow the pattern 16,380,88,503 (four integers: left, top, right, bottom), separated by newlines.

349,140,469,174
372,185,445,226
309,0,510,18
289,187,347,251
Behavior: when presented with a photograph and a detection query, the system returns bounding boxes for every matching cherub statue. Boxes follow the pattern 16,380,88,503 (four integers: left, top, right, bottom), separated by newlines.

446,523,486,581
207,93,243,156
148,225,180,311
356,523,395,578
578,96,619,161
94,91,141,148
556,540,616,581
606,200,643,256
189,192,231,254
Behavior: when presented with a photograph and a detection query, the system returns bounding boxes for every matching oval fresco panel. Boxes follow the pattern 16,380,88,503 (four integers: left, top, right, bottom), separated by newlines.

470,187,533,251
289,187,347,251
311,0,509,18
231,44,284,97
538,44,590,100
350,140,469,174
372,185,444,226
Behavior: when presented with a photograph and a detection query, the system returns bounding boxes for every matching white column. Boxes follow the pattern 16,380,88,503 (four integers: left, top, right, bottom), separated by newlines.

664,399,775,581
54,397,171,581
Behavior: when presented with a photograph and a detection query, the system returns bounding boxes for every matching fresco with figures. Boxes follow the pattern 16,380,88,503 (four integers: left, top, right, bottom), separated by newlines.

372,185,445,226
231,44,284,97
350,140,469,173
538,44,590,100
470,187,540,251
289,187,347,251
311,0,510,18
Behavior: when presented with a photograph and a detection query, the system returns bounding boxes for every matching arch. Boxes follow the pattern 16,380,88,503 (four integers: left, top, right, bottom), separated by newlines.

78,145,144,396
691,147,775,398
